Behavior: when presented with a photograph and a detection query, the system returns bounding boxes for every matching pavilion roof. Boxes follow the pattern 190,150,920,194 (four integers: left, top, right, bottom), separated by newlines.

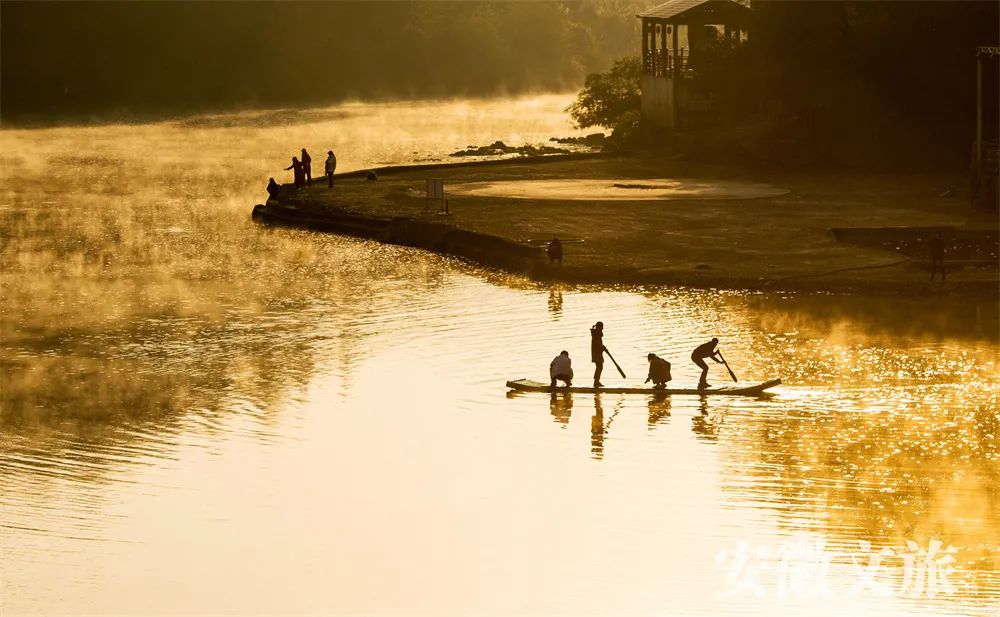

638,0,751,23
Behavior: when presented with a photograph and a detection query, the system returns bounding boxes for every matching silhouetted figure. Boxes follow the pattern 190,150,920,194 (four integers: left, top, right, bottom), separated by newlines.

929,232,946,281
591,321,607,388
366,170,378,181
691,337,723,389
549,350,573,388
285,157,305,190
325,150,337,188
547,237,563,264
301,149,312,185
266,177,281,200
645,353,672,389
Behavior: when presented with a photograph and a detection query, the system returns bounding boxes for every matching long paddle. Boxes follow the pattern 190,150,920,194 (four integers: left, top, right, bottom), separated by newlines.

604,349,627,379
717,351,738,383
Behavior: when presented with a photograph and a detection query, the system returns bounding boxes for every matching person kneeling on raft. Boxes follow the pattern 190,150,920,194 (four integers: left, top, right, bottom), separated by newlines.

645,353,672,389
549,350,573,388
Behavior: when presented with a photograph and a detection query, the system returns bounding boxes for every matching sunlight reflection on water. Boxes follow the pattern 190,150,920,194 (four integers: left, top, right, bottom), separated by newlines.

1,96,998,616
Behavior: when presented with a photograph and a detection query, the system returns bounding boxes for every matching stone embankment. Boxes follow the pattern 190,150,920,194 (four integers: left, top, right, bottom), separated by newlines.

252,201,545,274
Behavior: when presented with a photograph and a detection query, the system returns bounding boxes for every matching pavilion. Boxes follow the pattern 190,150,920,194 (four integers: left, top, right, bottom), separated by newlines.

638,0,752,128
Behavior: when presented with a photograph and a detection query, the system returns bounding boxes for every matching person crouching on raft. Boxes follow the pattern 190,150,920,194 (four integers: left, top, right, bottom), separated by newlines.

645,353,672,389
691,338,723,389
549,350,573,388
590,322,607,388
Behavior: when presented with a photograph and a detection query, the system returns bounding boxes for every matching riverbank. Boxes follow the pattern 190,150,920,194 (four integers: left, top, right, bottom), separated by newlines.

252,153,999,296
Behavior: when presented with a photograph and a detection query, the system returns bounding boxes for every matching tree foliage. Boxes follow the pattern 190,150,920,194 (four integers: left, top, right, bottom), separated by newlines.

741,1,999,159
566,56,642,129
0,1,645,123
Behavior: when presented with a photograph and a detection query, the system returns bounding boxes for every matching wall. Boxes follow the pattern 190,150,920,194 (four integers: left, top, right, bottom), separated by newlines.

641,74,675,128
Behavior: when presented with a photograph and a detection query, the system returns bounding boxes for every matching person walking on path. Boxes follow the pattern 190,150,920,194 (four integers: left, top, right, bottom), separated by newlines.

301,149,312,185
929,232,946,282
325,150,337,188
549,350,573,388
284,157,305,190
691,338,724,389
591,321,608,388
645,353,672,389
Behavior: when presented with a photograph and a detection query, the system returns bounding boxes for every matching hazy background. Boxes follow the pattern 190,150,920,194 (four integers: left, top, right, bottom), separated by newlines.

3,1,996,166
0,0,641,124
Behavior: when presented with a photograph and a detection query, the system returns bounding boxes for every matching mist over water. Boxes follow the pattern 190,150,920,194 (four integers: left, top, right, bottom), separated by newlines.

1,95,998,615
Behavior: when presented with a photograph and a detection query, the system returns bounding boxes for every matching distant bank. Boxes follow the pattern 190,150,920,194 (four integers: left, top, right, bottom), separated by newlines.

252,153,999,297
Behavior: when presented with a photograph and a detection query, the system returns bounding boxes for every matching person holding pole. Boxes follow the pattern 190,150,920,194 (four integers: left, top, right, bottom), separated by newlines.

591,322,607,388
588,321,627,389
691,337,724,389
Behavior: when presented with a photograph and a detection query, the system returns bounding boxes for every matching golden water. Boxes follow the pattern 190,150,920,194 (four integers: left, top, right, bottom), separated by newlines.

1,95,998,616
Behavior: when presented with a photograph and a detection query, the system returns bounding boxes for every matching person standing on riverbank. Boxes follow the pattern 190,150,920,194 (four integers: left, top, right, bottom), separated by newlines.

301,149,312,185
549,350,573,388
547,237,563,264
325,150,337,188
691,338,723,389
285,157,305,190
929,232,946,281
591,322,607,388
266,177,281,201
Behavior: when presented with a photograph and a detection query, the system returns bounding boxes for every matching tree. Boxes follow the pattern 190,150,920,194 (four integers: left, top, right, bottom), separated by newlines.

566,56,642,129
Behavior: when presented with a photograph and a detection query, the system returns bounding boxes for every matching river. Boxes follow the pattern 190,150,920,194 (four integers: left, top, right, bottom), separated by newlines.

1,94,998,616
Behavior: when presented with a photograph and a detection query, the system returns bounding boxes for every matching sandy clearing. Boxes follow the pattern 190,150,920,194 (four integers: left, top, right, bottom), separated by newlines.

447,178,790,201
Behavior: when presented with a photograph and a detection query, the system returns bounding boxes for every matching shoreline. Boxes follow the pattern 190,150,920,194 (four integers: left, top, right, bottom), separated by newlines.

252,153,999,298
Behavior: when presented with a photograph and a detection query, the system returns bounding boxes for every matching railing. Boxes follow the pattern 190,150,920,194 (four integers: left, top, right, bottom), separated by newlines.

643,48,688,78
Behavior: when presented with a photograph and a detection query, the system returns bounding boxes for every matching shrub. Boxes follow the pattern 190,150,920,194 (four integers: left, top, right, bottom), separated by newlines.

566,56,642,130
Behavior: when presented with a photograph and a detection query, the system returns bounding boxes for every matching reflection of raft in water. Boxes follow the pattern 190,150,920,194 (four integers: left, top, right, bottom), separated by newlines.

505,378,781,396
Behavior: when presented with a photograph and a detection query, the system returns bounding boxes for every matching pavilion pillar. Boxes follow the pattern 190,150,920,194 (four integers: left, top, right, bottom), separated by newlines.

672,22,680,78
642,19,649,74
653,22,660,73
661,21,669,76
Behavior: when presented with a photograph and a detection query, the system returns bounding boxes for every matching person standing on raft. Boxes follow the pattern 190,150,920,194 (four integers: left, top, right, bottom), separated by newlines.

645,353,672,389
549,350,573,388
591,322,608,388
691,338,724,389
